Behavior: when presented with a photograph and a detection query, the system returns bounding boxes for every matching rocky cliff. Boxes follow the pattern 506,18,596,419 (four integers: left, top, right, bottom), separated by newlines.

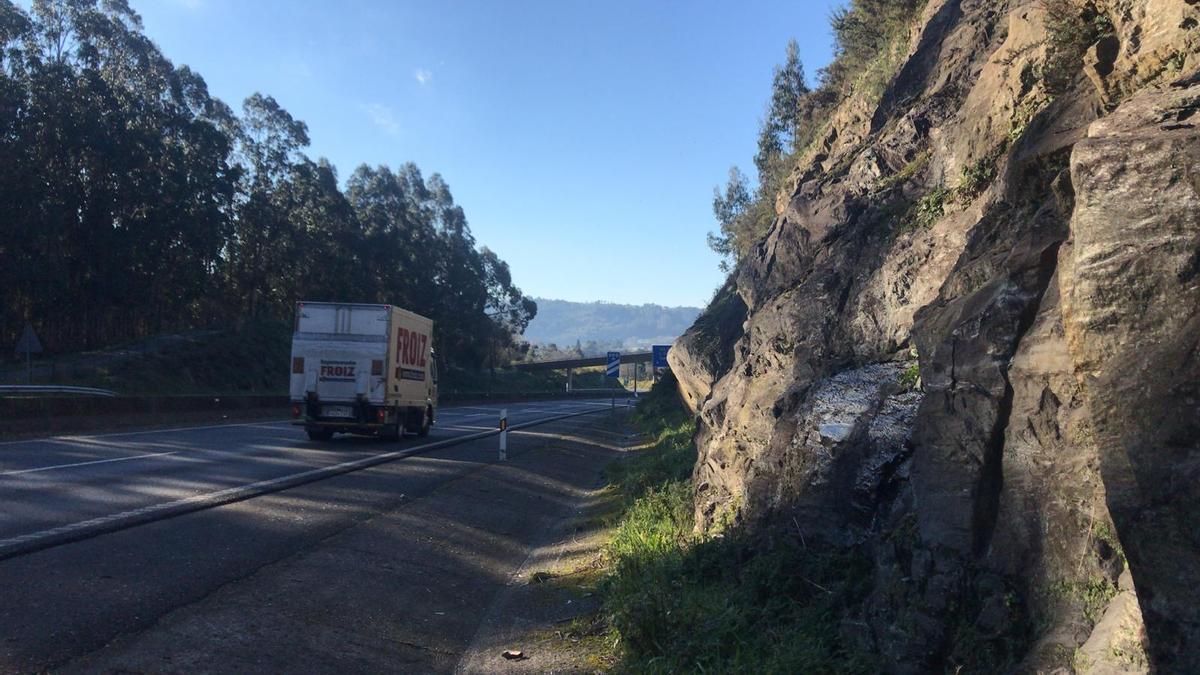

669,0,1200,671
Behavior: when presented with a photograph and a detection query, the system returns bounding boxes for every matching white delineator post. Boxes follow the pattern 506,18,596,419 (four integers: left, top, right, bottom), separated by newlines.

499,409,508,461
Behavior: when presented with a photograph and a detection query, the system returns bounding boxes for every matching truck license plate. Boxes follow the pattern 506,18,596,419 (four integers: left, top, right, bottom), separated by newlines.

323,405,353,418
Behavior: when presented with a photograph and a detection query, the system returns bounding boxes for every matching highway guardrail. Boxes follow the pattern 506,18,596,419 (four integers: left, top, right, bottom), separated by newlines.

0,385,118,398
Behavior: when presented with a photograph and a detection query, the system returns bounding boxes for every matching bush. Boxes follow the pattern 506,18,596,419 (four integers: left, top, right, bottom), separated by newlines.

822,0,926,96
600,376,878,673
902,185,950,231
1042,0,1114,95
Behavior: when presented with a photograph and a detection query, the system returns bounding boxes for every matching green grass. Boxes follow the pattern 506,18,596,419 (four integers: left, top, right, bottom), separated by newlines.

896,153,1000,232
957,155,998,201
900,361,921,391
595,373,879,673
901,185,951,231
1050,577,1119,624
1043,0,1114,96
874,151,930,193
1090,519,1125,565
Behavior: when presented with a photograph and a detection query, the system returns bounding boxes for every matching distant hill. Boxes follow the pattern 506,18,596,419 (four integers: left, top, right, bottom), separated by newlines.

523,299,701,352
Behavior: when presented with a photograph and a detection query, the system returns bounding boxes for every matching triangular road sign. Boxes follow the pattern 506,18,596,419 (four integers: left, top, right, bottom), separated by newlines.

15,323,43,355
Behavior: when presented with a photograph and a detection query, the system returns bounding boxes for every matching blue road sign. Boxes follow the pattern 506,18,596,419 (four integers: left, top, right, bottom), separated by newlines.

652,345,670,369
606,351,620,378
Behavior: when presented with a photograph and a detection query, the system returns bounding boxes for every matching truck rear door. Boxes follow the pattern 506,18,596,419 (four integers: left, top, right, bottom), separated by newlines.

292,304,390,405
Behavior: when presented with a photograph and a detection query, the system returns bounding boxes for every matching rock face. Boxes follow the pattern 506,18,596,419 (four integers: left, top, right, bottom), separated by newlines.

670,0,1200,670
1063,83,1200,666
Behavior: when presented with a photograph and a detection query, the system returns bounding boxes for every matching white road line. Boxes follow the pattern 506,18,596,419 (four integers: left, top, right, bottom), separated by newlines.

435,412,495,420
0,451,182,477
0,402,607,475
0,420,296,446
445,406,508,412
0,401,603,448
0,439,454,552
0,406,607,559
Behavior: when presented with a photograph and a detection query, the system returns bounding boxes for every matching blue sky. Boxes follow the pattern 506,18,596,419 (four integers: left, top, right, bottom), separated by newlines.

126,0,840,307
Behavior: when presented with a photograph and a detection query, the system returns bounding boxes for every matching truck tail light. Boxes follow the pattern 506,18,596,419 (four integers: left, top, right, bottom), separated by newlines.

291,404,302,418
292,357,305,374
371,360,383,376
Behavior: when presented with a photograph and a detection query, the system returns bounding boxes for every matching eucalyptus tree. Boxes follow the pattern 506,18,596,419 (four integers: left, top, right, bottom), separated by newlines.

0,0,238,347
229,92,309,318
0,0,533,373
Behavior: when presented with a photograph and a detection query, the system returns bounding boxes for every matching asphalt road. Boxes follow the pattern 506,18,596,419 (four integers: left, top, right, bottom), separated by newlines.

0,398,629,672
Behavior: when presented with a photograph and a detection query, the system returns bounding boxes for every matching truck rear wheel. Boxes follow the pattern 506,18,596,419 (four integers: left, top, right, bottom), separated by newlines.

307,428,334,442
383,413,403,441
417,407,431,437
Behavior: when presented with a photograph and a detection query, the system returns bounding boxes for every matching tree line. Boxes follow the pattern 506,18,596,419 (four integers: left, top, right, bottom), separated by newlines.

707,0,925,270
0,0,535,369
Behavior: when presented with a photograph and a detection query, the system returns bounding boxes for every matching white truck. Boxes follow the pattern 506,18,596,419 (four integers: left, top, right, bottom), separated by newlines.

289,302,437,441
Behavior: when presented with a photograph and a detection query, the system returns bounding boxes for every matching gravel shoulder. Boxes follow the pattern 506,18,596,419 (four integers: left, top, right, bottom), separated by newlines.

455,424,651,674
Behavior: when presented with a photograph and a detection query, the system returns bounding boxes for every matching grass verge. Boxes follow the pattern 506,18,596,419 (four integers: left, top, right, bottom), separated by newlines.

562,372,878,673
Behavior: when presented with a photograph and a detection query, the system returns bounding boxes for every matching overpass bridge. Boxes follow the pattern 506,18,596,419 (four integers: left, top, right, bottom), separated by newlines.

511,351,654,392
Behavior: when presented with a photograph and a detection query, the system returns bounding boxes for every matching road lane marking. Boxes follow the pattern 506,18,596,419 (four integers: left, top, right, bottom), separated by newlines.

0,420,295,446
0,405,618,561
0,400,614,476
0,400,613,448
0,451,182,477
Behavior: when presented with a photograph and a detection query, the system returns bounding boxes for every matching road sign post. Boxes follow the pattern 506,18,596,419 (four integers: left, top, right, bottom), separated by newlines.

606,351,620,413
14,324,43,385
652,345,670,383
605,351,620,378
499,409,508,460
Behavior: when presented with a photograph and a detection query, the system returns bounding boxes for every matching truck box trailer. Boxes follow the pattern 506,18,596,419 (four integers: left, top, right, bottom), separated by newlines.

289,302,437,441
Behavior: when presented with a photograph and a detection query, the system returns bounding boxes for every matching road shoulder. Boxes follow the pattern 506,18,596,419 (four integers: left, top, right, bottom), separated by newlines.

453,495,620,674
454,425,652,674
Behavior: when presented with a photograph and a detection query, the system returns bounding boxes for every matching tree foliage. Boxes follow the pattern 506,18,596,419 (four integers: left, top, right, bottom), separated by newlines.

707,167,754,271
707,1,924,270
0,0,533,369
755,39,810,179
708,41,810,270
